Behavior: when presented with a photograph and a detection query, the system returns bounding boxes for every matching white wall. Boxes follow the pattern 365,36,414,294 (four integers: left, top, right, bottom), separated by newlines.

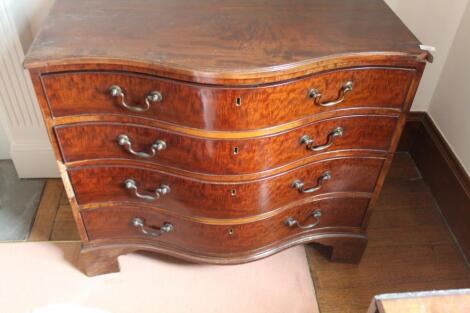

428,1,470,175
5,0,35,53
384,0,469,111
4,0,54,60
9,0,54,42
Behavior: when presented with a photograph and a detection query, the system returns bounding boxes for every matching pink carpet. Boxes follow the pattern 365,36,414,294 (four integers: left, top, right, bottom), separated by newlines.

0,242,319,313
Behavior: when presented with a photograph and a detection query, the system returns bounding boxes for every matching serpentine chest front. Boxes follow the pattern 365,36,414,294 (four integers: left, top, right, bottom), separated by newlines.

25,0,430,276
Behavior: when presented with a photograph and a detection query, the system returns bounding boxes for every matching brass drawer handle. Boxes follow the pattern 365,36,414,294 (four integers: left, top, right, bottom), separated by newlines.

124,179,171,201
132,217,174,237
117,134,166,158
309,81,353,107
292,171,332,194
285,209,322,230
300,127,344,151
108,85,163,112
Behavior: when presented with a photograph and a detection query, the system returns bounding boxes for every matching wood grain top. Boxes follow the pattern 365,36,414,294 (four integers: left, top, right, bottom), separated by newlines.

25,0,425,76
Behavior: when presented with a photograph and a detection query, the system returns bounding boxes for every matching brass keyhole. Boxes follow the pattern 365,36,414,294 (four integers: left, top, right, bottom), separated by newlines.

235,97,242,107
228,228,235,236
230,189,237,197
233,147,239,155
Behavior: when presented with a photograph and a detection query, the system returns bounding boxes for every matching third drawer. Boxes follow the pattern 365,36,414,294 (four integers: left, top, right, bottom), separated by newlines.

69,156,384,218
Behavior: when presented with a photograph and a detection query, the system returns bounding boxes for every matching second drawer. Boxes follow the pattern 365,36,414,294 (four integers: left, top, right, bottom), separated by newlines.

69,156,384,218
56,115,397,174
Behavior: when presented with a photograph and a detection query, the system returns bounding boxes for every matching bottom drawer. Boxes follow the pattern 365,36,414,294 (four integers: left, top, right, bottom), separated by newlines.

82,196,369,254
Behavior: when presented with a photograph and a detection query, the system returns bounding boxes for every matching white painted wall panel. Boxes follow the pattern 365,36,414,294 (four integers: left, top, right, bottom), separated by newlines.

384,0,469,111
429,1,470,175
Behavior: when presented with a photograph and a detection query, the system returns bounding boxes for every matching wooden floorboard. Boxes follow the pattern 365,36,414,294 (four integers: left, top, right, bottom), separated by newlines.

29,152,470,312
307,152,470,313
29,179,80,241
374,179,436,210
367,225,453,247
28,179,64,241
50,203,80,241
385,152,421,180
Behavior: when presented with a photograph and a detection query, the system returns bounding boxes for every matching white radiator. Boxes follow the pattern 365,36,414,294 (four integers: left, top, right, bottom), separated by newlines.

0,1,58,178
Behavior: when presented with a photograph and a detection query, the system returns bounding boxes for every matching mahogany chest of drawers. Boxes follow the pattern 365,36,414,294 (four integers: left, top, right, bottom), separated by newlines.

25,0,430,276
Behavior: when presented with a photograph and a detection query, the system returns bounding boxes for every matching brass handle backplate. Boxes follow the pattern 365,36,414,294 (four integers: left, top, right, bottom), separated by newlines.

132,217,174,237
309,81,354,107
301,127,344,152
292,171,332,194
124,179,171,201
117,134,166,158
109,85,162,112
285,209,322,230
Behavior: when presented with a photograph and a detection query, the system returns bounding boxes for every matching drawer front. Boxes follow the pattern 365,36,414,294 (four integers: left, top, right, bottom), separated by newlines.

82,197,369,254
56,115,397,174
43,68,413,130
69,157,383,218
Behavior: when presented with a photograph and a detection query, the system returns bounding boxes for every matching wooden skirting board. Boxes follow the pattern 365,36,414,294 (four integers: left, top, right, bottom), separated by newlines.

399,111,470,263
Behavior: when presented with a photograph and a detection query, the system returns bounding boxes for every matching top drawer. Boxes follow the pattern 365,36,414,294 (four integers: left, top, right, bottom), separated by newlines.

42,67,414,131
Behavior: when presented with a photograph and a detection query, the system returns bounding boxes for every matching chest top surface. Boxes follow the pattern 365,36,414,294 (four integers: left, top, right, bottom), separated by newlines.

25,0,424,76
